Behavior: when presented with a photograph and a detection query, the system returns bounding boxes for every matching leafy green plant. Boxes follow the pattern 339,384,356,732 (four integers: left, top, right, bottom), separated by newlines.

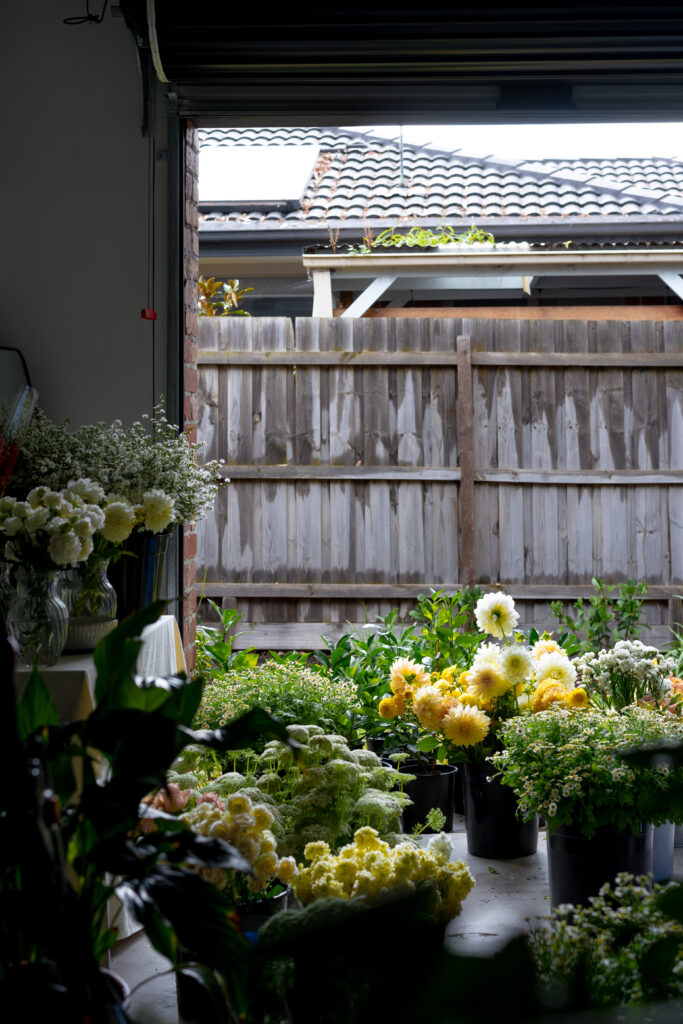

196,599,259,675
529,874,683,1008
193,660,359,750
346,223,495,255
408,587,484,672
1,604,292,1022
492,706,683,837
550,576,649,653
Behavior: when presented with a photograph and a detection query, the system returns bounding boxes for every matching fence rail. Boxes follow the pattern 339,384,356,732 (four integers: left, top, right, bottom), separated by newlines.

197,315,683,648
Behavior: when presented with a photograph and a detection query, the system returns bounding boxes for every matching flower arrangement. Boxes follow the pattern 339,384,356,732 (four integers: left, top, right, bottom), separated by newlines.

171,723,413,861
528,874,683,1007
8,401,223,530
290,826,474,925
0,484,103,569
491,705,683,836
194,661,359,750
378,592,587,763
178,791,297,904
573,639,677,711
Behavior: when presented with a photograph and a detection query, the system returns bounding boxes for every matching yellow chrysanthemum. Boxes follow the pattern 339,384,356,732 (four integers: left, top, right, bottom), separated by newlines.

567,687,590,709
378,694,404,719
535,651,577,690
389,657,429,695
467,662,511,701
412,684,448,731
457,671,471,688
441,666,459,683
530,637,564,662
458,692,482,707
441,704,491,747
531,679,570,713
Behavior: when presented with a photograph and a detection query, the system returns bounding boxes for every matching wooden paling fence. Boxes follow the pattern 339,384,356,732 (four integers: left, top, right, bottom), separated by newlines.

196,316,683,648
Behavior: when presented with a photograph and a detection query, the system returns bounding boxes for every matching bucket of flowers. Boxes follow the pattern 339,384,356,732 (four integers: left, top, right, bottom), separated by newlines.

379,591,589,856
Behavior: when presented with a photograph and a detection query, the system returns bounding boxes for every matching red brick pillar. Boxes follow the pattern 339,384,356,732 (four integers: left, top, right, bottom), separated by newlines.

183,120,200,674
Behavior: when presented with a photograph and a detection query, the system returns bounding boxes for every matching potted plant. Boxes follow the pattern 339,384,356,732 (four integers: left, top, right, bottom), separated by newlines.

0,603,293,1021
491,705,683,906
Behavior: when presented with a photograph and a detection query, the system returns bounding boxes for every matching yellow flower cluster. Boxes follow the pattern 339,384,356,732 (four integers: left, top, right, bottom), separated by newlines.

291,826,474,925
181,792,297,893
380,607,589,748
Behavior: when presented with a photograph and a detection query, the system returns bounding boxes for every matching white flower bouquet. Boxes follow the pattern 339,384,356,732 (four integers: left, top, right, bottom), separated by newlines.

574,639,677,710
0,484,103,570
9,401,224,531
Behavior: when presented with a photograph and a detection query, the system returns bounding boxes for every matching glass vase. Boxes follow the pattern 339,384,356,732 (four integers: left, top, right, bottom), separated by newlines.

64,558,118,653
0,560,14,621
6,567,69,667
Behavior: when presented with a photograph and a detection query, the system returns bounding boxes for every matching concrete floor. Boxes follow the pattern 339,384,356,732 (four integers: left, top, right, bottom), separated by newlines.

111,817,683,1023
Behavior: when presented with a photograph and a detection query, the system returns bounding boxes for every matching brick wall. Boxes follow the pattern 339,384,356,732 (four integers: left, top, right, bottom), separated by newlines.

182,121,199,673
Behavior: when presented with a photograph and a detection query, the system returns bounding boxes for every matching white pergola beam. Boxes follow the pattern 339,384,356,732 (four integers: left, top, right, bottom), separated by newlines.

659,271,683,302
340,274,397,318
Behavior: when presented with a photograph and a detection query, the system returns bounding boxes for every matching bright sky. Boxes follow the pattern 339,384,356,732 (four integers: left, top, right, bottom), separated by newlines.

346,123,683,160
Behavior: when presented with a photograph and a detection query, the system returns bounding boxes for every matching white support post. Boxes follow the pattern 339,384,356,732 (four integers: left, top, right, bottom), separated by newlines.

311,269,333,317
340,274,397,318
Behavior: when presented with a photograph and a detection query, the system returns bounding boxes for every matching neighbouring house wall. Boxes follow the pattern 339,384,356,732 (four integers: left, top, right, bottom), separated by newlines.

0,1,169,428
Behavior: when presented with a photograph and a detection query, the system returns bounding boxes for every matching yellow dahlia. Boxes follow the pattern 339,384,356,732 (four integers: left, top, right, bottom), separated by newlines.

389,657,429,695
535,651,577,690
567,687,590,709
530,637,564,662
441,704,491,746
378,695,404,719
412,684,449,731
467,661,511,701
474,591,519,640
531,679,569,712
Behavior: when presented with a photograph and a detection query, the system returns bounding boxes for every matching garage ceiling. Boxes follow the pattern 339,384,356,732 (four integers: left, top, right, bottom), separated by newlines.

120,2,683,123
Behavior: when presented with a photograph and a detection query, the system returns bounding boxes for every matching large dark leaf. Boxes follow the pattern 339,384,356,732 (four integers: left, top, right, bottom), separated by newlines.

15,666,60,740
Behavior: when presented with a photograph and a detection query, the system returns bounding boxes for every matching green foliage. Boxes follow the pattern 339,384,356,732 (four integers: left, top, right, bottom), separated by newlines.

411,806,448,837
493,706,683,836
196,599,259,674
194,660,358,753
666,598,683,675
529,874,683,1009
347,223,495,254
313,610,419,747
550,576,649,653
3,605,293,1020
409,586,484,672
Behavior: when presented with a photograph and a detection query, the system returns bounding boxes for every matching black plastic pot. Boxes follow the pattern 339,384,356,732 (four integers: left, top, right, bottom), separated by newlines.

462,760,538,859
547,822,653,908
400,762,458,833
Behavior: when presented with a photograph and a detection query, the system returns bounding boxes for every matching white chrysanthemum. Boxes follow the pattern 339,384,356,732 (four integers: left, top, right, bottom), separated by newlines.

499,645,533,684
12,501,32,519
142,488,176,533
2,516,23,537
100,501,136,544
48,530,83,566
530,637,564,662
474,591,519,639
66,478,106,504
78,536,94,561
26,486,49,508
427,832,453,864
535,651,577,690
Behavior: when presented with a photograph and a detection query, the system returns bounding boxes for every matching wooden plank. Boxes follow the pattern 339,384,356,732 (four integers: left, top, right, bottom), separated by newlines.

198,349,683,368
457,335,476,585
197,581,682,600
362,305,683,321
221,620,675,651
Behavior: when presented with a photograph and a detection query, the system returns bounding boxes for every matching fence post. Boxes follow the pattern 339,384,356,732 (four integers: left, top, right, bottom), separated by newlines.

457,335,476,586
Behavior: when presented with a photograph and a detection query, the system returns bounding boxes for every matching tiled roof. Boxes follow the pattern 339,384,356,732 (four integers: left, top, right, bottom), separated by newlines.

198,126,683,233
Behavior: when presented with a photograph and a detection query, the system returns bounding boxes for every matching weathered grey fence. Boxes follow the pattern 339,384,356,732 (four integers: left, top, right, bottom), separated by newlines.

196,316,683,648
